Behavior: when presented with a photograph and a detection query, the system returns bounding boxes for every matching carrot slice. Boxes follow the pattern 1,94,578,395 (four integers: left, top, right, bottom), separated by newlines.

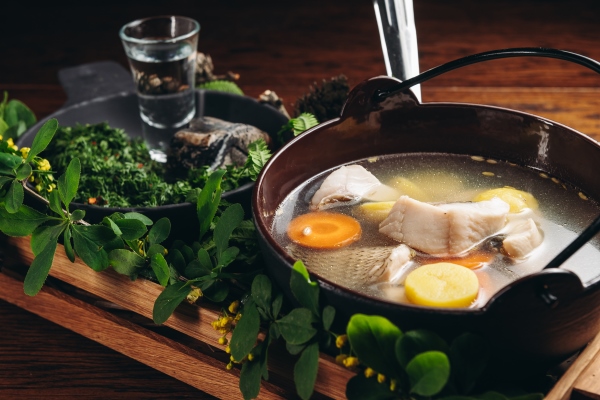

287,212,361,249
440,252,494,270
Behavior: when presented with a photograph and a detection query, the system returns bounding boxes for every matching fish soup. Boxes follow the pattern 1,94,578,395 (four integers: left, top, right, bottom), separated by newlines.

271,152,600,308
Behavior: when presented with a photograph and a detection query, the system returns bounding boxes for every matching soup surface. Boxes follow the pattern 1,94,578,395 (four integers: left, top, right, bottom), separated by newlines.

271,153,600,308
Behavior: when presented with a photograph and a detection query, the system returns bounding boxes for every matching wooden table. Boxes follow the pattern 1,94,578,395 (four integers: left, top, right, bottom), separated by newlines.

2,0,600,397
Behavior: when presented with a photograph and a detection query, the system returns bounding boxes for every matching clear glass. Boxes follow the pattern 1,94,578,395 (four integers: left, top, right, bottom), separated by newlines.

119,16,200,162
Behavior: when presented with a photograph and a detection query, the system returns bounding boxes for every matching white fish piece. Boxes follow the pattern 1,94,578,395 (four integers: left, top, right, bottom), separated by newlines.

378,244,414,284
439,197,510,254
379,195,510,255
379,196,450,254
503,218,543,258
310,165,400,210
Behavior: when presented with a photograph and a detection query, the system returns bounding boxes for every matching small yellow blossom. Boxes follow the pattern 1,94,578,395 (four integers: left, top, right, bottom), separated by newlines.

228,300,240,314
225,346,231,354
234,313,242,321
20,147,30,158
335,334,348,349
247,353,254,362
343,356,360,368
186,287,203,304
364,367,376,378
28,175,35,182
377,373,386,384
218,337,228,346
47,185,53,193
390,379,397,392
35,184,43,193
0,135,3,141
226,362,233,371
335,354,348,365
37,158,51,171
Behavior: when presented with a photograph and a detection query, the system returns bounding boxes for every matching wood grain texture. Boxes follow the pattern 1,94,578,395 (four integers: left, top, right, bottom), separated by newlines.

1,0,600,397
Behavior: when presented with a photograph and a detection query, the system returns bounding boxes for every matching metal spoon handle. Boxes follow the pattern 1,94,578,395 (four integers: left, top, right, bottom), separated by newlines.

373,0,421,101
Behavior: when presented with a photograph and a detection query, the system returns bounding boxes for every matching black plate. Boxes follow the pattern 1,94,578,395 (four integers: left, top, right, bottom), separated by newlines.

17,61,289,242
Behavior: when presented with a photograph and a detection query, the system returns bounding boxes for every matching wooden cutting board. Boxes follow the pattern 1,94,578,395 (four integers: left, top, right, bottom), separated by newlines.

1,235,599,399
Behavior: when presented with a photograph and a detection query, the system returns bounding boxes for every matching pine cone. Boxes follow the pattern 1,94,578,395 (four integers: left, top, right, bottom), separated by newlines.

293,75,350,122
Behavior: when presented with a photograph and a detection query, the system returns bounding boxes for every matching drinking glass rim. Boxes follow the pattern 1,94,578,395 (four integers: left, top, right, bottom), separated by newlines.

119,15,200,44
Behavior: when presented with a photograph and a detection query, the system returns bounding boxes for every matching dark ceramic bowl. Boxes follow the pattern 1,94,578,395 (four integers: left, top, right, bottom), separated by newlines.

253,52,600,370
18,61,288,242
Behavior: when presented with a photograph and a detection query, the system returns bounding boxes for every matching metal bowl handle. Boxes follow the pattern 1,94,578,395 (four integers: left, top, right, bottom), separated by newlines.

375,47,600,101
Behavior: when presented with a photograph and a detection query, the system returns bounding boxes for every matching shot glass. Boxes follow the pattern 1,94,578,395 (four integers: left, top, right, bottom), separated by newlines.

119,15,200,162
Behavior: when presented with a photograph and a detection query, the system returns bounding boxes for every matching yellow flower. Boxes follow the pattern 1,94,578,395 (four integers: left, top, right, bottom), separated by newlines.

37,158,51,171
7,138,14,146
343,356,360,368
390,379,397,392
0,135,3,141
20,147,30,158
335,354,348,365
225,346,231,354
228,300,240,314
47,185,53,193
364,367,376,378
186,287,203,304
247,353,254,361
226,362,233,371
218,336,228,346
335,334,348,349
377,373,386,384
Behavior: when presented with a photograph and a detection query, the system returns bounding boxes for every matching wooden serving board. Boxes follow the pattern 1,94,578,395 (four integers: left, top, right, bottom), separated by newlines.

1,235,599,399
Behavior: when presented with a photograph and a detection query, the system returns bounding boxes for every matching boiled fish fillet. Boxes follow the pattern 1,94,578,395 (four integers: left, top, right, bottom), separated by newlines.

503,218,543,258
310,165,400,210
379,196,510,255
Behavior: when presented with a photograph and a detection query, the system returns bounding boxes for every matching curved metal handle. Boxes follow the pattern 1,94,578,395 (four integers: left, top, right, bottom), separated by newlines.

375,47,600,101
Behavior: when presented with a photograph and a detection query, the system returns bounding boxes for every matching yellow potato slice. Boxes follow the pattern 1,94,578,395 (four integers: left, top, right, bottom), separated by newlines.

355,201,395,223
404,262,479,308
473,187,538,213
389,177,430,201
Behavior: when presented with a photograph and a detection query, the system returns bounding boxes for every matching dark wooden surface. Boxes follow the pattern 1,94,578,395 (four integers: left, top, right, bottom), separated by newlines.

2,0,600,397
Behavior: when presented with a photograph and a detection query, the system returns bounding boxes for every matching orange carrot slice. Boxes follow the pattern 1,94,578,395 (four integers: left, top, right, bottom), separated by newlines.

442,252,495,270
287,212,361,249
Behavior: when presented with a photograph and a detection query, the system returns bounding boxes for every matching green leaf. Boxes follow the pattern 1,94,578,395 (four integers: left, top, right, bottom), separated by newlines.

63,226,75,262
167,248,186,274
0,118,8,136
72,225,111,271
230,300,260,361
58,157,81,207
202,279,229,302
5,99,36,130
0,152,23,170
31,221,66,256
214,203,244,256
48,188,64,217
286,342,306,355
115,218,148,240
123,212,153,225
23,240,58,296
109,248,145,275
0,205,52,236
152,281,190,324
147,244,165,258
450,333,490,394
198,80,244,95
239,340,264,399
14,163,31,181
244,139,272,181
322,305,335,331
272,292,283,319
5,180,24,213
197,169,226,239
147,217,170,245
290,260,320,316
103,216,123,236
0,176,12,189
185,259,212,279
197,247,213,270
276,308,317,345
151,253,170,286
70,209,86,222
406,351,451,397
291,113,319,136
251,274,272,314
294,341,320,400
346,314,403,379
396,329,450,369
71,224,116,244
216,246,239,269
346,374,399,400
26,118,58,162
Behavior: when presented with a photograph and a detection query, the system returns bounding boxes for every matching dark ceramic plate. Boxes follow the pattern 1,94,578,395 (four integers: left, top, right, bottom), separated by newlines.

17,61,289,242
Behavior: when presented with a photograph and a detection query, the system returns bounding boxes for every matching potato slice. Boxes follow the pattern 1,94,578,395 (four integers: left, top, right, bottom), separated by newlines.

473,186,538,213
404,262,479,308
355,201,396,223
389,176,430,201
